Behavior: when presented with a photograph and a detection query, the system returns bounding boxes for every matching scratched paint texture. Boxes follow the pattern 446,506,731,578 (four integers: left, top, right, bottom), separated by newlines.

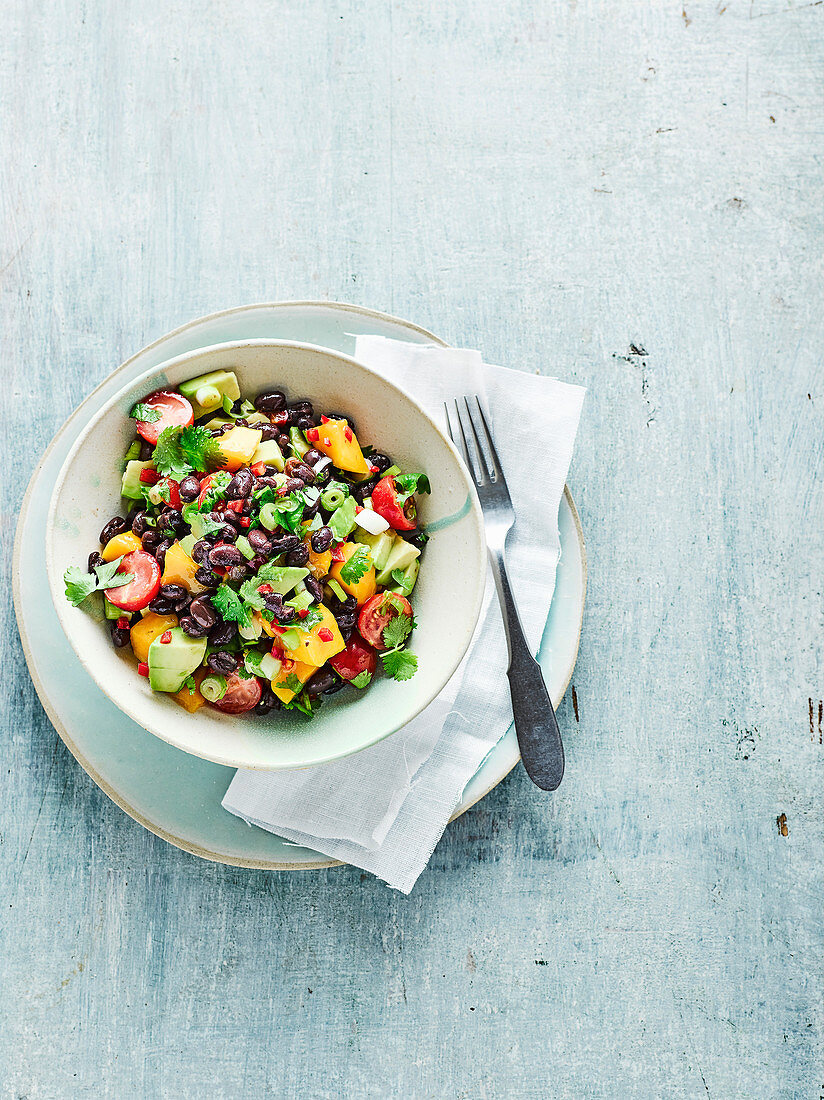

1,0,823,1096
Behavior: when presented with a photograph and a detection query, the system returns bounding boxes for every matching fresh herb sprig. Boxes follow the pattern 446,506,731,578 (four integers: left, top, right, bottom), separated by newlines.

153,425,223,480
379,597,418,681
339,545,371,585
129,402,161,423
63,555,135,607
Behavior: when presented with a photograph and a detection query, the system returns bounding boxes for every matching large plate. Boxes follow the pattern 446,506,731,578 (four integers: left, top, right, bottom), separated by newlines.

13,302,586,869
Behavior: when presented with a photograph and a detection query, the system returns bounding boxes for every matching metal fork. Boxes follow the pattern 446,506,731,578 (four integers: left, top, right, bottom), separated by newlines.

445,397,565,791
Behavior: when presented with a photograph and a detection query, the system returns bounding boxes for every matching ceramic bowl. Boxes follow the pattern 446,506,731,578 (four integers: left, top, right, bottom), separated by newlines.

46,340,486,770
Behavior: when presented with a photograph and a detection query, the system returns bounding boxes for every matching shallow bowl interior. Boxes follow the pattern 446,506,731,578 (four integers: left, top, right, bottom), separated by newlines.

46,340,486,770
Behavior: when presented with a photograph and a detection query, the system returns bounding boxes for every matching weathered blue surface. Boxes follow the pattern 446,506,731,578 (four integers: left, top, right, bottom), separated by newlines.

2,1,823,1096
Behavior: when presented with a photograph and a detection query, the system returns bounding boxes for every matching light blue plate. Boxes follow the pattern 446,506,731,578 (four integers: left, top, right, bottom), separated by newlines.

13,302,586,868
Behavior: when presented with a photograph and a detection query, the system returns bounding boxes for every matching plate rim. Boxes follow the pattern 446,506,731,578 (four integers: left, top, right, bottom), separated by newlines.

13,300,586,871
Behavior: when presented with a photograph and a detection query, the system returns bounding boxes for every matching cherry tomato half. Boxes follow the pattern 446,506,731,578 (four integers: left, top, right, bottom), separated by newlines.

135,390,194,445
104,550,161,612
357,592,413,651
197,472,221,509
370,476,417,531
208,672,262,714
329,633,378,680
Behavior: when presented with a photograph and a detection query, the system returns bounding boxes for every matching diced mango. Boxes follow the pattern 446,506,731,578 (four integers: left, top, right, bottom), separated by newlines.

271,659,317,704
130,612,178,664
102,531,143,561
173,667,207,712
255,610,277,639
329,542,377,605
305,539,332,580
161,541,206,594
219,426,263,472
311,419,370,475
288,604,345,667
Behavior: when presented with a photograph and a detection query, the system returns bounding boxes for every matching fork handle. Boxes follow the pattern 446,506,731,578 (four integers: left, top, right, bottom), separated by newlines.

487,547,565,791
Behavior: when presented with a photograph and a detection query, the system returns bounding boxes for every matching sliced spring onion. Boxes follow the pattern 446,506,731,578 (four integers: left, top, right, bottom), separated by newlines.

327,578,347,602
355,507,390,535
236,535,255,560
259,502,279,531
313,455,332,474
321,483,348,511
382,464,401,479
201,674,227,702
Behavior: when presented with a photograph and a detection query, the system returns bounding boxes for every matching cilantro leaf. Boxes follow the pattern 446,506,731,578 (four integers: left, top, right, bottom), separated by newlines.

381,648,418,681
394,472,431,505
181,502,226,537
297,606,324,631
382,608,413,650
339,545,371,585
94,555,136,590
350,670,372,689
211,583,253,628
63,565,98,606
182,674,198,696
283,689,316,716
196,470,232,511
153,426,191,480
390,568,414,596
238,576,267,611
129,402,162,423
283,672,303,694
180,425,223,473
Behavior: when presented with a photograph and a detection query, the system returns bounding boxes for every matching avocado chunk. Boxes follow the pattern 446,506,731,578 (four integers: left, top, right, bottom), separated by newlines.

288,426,310,457
375,538,420,586
352,529,396,571
121,460,154,501
148,627,207,693
179,370,241,420
259,566,309,595
386,558,419,596
251,438,285,472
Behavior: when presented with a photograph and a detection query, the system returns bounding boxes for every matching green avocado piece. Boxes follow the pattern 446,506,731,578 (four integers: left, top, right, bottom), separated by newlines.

148,627,207,693
252,438,285,472
259,566,309,595
179,370,241,419
104,598,131,621
121,460,154,501
353,529,396,572
288,426,310,458
375,538,420,586
386,558,419,596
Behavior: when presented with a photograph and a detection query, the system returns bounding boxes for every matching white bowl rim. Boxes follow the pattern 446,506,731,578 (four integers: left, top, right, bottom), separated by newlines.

46,338,487,769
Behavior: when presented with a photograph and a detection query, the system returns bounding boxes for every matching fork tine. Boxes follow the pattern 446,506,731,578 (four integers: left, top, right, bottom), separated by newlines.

462,397,491,483
449,399,481,484
469,397,501,479
444,401,471,472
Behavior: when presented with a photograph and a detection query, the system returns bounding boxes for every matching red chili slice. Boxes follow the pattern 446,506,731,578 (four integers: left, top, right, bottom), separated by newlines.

370,476,417,531
357,593,413,651
207,672,262,714
104,550,161,612
329,634,378,680
134,390,194,445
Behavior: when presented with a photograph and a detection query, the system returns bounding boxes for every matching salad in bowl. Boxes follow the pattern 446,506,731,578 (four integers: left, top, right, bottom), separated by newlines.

62,369,430,719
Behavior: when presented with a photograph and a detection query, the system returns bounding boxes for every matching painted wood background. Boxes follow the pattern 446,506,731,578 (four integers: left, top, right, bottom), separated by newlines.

2,0,823,1096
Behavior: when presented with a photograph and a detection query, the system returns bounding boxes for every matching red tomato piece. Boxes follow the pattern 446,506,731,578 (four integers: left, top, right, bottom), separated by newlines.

104,550,161,612
208,673,262,714
157,477,181,510
357,593,413,651
196,472,220,508
370,476,417,531
135,390,194,445
329,634,378,680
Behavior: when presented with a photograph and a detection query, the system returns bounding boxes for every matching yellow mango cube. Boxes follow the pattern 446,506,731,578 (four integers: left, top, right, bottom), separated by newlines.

271,659,317,704
305,541,332,580
289,604,345,667
219,426,263,471
130,612,178,664
329,542,376,606
173,667,207,712
102,531,143,561
310,419,370,475
161,541,206,594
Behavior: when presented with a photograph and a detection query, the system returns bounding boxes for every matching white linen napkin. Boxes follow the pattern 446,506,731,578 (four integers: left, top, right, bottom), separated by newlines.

222,337,585,893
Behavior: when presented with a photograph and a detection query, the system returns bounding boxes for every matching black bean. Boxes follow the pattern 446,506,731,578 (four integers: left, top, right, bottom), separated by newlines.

287,544,310,567
276,433,290,449
369,452,393,474
296,416,314,430
262,592,295,623
178,475,201,502
191,539,210,563
339,625,354,644
100,516,128,545
254,390,287,415
334,610,357,632
161,508,184,531
289,399,314,418
227,564,249,583
208,543,243,568
179,616,209,638
279,477,301,494
87,551,104,572
138,440,154,461
125,505,142,523
154,540,173,568
305,668,337,696
160,583,187,601
254,685,279,715
194,566,219,588
209,620,237,647
269,534,302,554
326,411,356,432
258,423,281,442
254,476,279,491
352,478,378,504
294,463,316,484
248,555,268,571
310,526,334,553
140,530,161,551
208,427,226,438
302,448,323,467
226,468,253,498
148,595,175,615
406,529,428,551
188,595,217,630
127,511,148,537
304,576,324,603
173,595,191,614
218,525,238,543
247,528,271,553
110,622,131,648
234,418,249,429
206,650,237,675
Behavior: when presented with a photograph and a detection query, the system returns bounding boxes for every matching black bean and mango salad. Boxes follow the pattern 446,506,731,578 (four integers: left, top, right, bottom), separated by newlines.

63,370,430,717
